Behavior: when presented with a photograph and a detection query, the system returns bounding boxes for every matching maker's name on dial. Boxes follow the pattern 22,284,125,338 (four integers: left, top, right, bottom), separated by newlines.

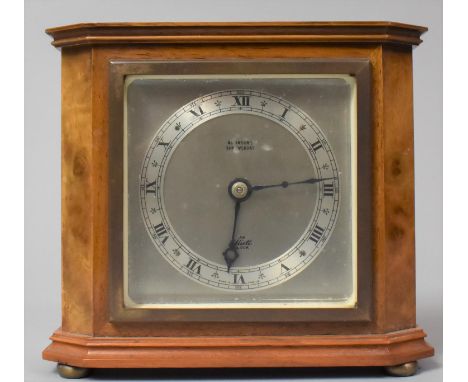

226,139,256,151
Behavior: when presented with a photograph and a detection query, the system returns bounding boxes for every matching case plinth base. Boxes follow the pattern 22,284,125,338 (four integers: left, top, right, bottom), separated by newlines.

43,327,433,370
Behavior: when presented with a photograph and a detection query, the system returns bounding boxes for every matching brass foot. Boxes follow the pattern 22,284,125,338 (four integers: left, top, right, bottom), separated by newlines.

384,361,418,377
57,363,91,379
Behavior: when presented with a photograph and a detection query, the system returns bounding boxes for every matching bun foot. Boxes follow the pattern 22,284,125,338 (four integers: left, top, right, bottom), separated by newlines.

384,361,418,377
57,363,91,379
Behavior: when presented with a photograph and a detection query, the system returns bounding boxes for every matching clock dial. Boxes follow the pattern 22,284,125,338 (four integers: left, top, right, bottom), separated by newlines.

125,74,356,308
139,90,340,291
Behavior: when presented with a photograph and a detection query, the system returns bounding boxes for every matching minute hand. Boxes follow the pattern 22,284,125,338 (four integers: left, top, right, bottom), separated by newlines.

252,177,335,191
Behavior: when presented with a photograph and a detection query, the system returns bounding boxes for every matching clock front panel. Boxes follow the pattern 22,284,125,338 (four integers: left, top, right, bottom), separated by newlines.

123,74,357,309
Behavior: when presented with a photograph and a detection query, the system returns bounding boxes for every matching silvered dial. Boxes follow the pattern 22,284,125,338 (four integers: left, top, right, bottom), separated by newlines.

140,89,340,291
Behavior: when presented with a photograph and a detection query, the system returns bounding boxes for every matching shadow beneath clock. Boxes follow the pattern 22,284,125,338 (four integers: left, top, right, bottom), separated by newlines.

85,363,437,380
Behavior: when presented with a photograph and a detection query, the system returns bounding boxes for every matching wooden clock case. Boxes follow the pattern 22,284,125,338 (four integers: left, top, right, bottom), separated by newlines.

42,22,433,377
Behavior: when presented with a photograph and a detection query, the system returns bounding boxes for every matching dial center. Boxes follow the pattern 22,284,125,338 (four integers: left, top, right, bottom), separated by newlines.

232,182,248,198
228,178,252,201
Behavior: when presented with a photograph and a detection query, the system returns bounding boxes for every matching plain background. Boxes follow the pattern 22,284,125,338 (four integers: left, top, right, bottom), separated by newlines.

24,0,442,381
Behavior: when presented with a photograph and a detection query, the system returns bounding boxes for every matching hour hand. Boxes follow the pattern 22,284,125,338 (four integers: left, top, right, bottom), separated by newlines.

223,200,242,272
252,177,335,191
222,179,253,271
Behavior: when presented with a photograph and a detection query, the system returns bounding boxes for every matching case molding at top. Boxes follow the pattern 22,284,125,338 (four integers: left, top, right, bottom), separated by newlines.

46,21,427,48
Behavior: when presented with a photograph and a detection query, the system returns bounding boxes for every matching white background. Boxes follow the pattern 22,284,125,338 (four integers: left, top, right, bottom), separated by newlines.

23,1,442,381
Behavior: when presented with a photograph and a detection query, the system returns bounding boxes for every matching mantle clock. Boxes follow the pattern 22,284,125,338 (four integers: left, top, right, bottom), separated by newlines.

43,22,433,378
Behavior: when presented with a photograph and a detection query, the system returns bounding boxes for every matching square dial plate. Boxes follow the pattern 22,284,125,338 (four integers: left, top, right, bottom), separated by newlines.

124,74,357,309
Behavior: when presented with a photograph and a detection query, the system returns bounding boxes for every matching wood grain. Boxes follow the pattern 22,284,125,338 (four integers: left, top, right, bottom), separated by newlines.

43,327,433,368
45,22,427,48
381,46,417,330
61,47,94,335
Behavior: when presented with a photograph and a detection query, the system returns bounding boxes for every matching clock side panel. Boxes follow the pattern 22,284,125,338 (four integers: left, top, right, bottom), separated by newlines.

378,46,417,331
60,47,95,335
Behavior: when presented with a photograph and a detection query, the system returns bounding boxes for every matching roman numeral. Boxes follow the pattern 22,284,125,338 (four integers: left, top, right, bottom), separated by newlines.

323,183,334,196
281,108,289,118
280,264,290,273
233,274,246,284
233,95,250,106
145,180,157,194
311,140,323,151
310,225,325,243
189,106,205,117
154,223,168,244
186,258,201,274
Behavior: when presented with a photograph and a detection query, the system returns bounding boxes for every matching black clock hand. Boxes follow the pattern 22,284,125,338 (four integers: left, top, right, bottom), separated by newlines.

222,178,253,272
252,177,335,191
222,200,241,272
